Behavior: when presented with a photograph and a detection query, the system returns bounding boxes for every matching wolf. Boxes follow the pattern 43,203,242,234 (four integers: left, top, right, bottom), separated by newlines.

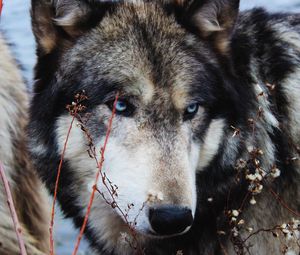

29,0,300,254
0,34,49,255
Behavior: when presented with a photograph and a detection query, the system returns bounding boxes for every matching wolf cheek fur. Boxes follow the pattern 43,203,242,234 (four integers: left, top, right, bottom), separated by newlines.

29,0,300,254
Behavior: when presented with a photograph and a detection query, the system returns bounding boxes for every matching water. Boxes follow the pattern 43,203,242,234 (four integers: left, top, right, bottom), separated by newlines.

240,0,300,11
1,0,35,85
1,0,300,254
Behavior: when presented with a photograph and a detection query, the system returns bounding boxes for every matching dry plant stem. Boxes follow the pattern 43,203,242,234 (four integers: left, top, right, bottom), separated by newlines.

49,114,76,255
0,162,28,255
238,191,251,212
72,94,119,255
243,226,279,243
266,183,300,218
0,0,3,17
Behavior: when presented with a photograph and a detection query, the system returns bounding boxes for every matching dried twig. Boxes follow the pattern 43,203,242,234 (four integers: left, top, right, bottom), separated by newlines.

0,0,3,17
267,184,300,218
72,94,119,255
49,115,76,255
242,226,279,243
0,162,27,255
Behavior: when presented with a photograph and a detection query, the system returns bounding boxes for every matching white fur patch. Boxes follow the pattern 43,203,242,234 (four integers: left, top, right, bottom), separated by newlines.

29,140,48,156
198,119,225,171
281,68,300,145
274,23,300,51
286,251,297,255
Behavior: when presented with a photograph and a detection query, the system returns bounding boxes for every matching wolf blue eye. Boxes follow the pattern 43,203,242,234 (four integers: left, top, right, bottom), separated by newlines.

183,103,199,121
110,99,135,117
186,103,198,114
115,100,127,112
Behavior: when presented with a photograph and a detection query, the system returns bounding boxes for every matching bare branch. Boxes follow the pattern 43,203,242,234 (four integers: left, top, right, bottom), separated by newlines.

0,162,28,255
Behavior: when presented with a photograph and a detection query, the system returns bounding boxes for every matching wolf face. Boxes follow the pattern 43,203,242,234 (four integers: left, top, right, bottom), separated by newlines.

30,0,245,251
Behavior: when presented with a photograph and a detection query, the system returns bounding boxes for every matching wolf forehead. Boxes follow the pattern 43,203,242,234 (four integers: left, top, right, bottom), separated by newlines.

44,3,222,104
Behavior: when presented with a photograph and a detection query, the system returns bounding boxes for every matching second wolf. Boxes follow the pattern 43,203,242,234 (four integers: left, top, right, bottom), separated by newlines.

0,34,49,255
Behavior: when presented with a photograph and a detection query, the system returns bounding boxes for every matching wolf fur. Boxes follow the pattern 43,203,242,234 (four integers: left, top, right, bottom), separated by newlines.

0,34,49,255
29,0,300,254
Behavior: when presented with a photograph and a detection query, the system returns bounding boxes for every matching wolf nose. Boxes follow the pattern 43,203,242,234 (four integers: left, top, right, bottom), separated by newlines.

149,206,193,235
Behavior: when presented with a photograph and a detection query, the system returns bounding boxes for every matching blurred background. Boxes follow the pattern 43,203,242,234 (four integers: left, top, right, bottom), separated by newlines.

1,0,300,254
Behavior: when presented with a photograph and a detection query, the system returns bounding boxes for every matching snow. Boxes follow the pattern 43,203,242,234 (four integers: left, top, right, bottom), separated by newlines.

1,0,300,254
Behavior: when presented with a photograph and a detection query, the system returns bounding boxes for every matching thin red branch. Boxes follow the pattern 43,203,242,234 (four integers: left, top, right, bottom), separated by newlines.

0,0,3,17
72,94,119,255
49,115,76,255
0,161,27,255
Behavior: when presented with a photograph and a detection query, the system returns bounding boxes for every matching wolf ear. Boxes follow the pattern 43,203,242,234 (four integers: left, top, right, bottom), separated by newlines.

176,0,240,55
31,0,109,55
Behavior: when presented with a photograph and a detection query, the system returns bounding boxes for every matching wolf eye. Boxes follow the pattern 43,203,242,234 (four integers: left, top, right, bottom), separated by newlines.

183,103,199,120
116,100,127,112
186,103,198,114
110,99,135,117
